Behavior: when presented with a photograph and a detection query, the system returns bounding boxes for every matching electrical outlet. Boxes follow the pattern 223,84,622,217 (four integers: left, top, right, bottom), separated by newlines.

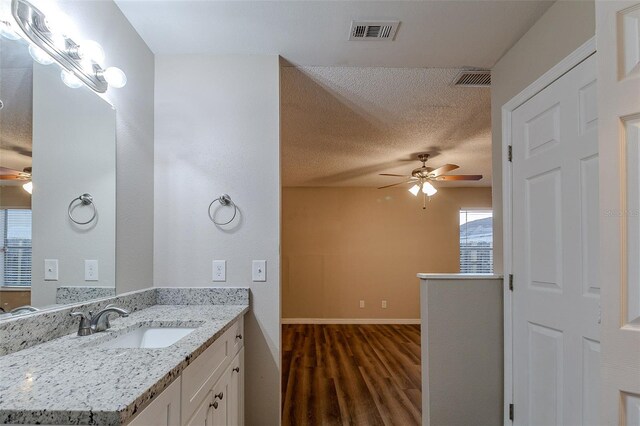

381,300,388,309
212,260,226,282
359,300,365,308
44,259,58,281
252,260,266,282
85,260,98,281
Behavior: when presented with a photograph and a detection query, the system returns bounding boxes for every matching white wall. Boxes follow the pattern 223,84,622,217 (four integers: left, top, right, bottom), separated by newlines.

31,63,116,307
50,0,156,294
154,55,281,425
491,0,595,272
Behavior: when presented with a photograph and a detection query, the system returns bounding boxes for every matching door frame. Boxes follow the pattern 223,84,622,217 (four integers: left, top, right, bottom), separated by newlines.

500,36,596,425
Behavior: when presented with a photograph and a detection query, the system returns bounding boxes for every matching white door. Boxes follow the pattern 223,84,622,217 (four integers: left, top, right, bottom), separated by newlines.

512,54,600,425
596,1,640,423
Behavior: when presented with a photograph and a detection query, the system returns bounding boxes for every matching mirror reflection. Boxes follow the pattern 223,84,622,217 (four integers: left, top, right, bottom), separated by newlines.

0,33,116,316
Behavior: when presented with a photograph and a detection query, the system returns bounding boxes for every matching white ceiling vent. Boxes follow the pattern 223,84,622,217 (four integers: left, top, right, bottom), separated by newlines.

452,70,491,87
349,20,400,41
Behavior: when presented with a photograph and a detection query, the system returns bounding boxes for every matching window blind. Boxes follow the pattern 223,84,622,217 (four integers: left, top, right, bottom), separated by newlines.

1,209,32,286
460,209,493,274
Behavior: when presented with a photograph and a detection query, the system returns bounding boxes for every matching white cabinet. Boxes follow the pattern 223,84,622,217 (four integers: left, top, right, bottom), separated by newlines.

185,348,245,426
128,377,182,426
127,317,244,426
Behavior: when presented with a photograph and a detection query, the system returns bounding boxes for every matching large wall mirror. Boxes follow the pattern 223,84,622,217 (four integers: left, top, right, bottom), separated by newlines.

0,31,116,317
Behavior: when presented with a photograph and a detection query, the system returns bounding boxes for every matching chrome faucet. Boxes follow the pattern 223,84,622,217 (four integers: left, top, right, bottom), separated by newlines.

90,304,129,332
70,304,129,336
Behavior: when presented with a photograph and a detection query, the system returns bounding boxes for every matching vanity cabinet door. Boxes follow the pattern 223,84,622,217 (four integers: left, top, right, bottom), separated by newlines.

128,377,181,426
210,372,229,426
227,348,244,426
185,391,213,426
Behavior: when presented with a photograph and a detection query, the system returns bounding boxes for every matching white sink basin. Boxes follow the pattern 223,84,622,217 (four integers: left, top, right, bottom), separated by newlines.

99,326,196,349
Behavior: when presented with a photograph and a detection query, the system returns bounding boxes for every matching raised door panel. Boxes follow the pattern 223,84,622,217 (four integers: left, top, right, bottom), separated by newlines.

128,377,181,426
527,323,564,426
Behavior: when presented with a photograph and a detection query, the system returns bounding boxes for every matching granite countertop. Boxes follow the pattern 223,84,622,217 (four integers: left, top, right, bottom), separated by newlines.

0,303,249,425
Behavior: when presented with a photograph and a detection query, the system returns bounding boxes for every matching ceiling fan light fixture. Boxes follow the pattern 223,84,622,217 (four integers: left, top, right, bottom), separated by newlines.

22,181,33,194
408,184,420,196
422,181,437,196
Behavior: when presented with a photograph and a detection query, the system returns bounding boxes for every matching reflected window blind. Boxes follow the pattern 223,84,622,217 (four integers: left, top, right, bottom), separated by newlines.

1,209,32,286
460,209,493,274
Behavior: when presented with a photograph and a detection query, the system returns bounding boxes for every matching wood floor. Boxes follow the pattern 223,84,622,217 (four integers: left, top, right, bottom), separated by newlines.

282,324,422,426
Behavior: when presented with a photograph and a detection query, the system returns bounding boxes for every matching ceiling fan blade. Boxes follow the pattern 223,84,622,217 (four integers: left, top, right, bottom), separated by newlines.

429,164,459,177
433,174,483,181
0,167,30,180
379,173,411,177
377,179,416,189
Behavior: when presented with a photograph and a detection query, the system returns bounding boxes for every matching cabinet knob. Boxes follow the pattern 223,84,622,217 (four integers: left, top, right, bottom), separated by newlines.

210,401,219,410
233,367,240,373
236,334,243,340
215,392,224,400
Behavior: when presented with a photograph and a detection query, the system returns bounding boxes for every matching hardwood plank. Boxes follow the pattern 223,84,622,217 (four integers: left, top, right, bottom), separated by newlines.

282,324,422,426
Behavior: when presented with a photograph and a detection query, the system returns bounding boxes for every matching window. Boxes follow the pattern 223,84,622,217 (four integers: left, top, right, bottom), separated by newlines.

460,209,493,273
0,209,32,286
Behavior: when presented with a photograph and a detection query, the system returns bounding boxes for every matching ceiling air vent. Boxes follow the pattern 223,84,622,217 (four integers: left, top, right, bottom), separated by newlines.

452,70,491,87
349,20,400,41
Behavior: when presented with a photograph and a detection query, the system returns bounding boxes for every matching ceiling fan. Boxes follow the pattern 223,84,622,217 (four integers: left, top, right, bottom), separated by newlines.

0,167,33,194
377,154,482,209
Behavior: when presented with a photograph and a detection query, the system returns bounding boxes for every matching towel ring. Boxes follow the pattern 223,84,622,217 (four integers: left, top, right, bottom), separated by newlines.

208,194,237,226
68,193,97,225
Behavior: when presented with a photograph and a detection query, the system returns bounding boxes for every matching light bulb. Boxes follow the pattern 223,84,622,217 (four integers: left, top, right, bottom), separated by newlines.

28,45,54,65
50,33,67,51
422,181,437,196
102,67,126,88
408,184,420,196
60,70,82,89
77,40,105,64
22,181,32,194
43,11,77,38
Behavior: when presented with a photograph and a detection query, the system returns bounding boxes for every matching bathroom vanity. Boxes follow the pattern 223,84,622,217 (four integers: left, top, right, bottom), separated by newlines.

0,287,249,425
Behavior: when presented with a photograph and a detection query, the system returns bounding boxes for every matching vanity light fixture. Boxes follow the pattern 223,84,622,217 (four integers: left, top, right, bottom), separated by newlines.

8,0,126,93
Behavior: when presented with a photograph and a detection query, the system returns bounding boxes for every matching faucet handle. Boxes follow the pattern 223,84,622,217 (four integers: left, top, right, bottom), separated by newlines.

70,311,92,336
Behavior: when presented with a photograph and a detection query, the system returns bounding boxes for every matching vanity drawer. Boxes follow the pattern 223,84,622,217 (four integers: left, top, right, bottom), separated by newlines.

229,315,244,355
181,318,243,425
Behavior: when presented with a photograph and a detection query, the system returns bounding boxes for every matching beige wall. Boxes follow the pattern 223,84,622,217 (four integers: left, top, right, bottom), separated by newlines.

0,187,30,209
491,0,595,272
282,186,492,319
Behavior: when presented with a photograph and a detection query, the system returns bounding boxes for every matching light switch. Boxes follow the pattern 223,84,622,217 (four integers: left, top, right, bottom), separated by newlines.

44,259,58,281
85,260,98,281
359,300,365,308
381,300,388,309
212,260,226,282
252,260,266,282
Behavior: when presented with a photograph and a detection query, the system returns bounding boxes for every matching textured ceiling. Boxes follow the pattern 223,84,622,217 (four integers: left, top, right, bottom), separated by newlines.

115,0,553,68
281,66,491,187
0,37,33,174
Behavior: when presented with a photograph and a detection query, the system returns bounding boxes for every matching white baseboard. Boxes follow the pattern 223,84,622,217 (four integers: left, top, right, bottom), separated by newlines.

281,318,421,325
